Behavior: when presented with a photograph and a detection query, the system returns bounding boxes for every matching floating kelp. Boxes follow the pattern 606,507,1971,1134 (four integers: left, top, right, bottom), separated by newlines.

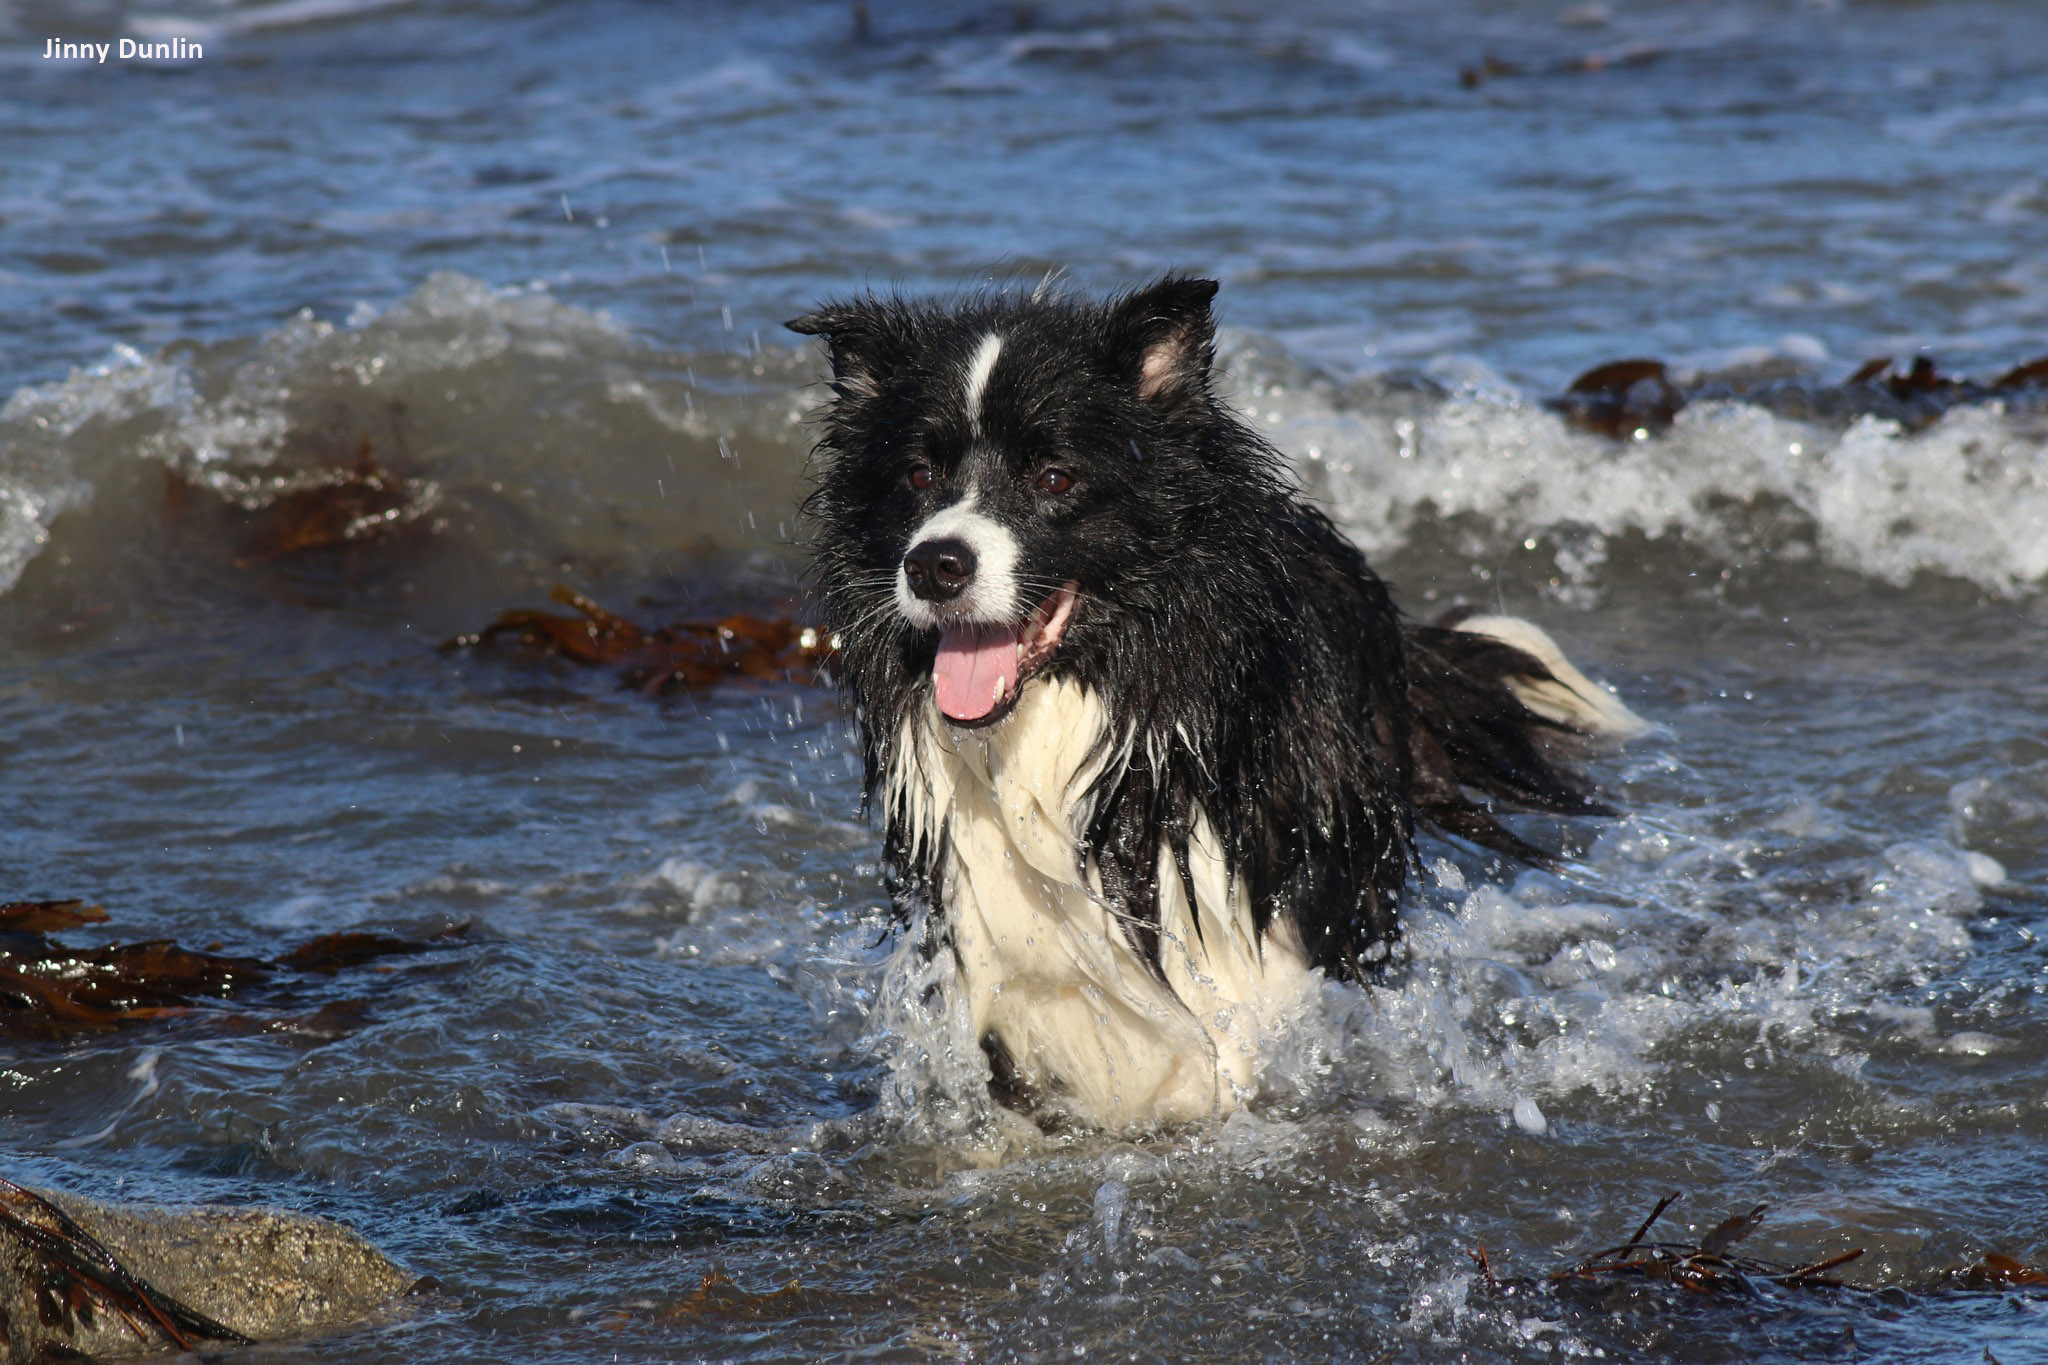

661,1269,807,1321
1955,1253,2048,1290
1551,351,2048,438
157,401,443,570
0,899,107,933
1992,356,2048,390
232,436,427,567
582,1269,824,1338
444,585,838,696
1460,43,1667,89
1541,1196,1866,1298
1548,358,1688,439
0,918,269,1041
1473,1194,2048,1317
277,929,458,974
0,903,466,1042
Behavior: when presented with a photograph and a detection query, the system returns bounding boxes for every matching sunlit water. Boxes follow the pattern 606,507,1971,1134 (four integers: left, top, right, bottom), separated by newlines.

4,1,2047,1360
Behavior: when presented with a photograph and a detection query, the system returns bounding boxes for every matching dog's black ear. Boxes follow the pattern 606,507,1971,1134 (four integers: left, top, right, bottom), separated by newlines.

1106,275,1219,402
787,301,892,395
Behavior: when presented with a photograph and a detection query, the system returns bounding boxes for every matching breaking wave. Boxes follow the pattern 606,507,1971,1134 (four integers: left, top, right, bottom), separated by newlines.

3,274,2042,613
0,273,811,612
1231,342,2048,599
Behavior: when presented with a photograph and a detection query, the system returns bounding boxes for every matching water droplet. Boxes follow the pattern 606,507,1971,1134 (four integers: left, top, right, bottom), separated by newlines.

1094,1179,1130,1259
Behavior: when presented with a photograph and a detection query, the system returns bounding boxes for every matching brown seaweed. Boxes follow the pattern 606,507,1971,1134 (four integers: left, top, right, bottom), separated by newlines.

0,900,108,933
1847,354,1969,404
0,937,269,1040
451,585,652,666
159,401,439,571
1461,1195,1871,1303
234,436,423,567
1544,1196,1863,1296
1550,358,1687,438
587,1270,811,1335
1957,1253,2048,1289
445,585,838,696
1483,1194,2048,1312
1461,43,1666,89
276,927,466,974
1551,351,2048,440
1992,356,2048,390
660,1269,807,1321
0,904,466,1041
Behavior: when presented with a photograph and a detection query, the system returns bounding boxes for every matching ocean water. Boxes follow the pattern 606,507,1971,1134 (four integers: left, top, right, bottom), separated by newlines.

4,1,2048,1360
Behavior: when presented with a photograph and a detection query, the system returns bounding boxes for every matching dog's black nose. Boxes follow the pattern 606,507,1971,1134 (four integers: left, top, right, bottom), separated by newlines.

903,537,977,602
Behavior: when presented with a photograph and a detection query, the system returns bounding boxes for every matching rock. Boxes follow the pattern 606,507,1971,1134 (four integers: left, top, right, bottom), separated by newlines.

1,1182,417,1362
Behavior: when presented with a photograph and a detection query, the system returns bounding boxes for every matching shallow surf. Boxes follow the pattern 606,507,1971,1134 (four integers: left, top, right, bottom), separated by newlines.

5,1,2048,1360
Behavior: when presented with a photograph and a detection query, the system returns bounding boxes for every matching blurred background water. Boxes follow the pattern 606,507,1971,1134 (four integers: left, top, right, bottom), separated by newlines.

3,1,2047,1359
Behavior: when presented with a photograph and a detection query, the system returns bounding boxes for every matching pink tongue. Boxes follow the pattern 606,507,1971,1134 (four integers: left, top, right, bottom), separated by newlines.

933,625,1022,722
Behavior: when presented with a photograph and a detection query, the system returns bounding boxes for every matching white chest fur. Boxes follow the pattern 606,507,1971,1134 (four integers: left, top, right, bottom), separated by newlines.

885,678,1315,1129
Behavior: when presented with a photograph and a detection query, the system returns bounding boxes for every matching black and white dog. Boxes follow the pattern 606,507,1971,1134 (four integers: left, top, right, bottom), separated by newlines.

791,276,1643,1130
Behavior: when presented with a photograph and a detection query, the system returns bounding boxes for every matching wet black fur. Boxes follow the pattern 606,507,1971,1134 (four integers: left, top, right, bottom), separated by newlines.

792,276,1613,981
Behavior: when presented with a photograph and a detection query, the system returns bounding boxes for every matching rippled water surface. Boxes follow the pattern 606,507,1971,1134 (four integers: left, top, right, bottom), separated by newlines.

4,1,2048,1360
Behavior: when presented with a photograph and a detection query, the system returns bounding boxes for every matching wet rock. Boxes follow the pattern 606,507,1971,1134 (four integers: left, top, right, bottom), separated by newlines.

0,1182,415,1362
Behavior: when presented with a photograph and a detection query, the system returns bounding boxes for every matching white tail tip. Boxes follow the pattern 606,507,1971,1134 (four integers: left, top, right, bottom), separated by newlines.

1450,614,1652,741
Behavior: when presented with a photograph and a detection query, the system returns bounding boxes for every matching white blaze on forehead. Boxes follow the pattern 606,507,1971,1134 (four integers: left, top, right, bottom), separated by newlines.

963,332,1003,430
893,489,1023,629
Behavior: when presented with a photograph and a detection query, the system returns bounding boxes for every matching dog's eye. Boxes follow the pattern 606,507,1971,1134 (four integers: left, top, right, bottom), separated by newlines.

907,462,934,491
1036,467,1073,495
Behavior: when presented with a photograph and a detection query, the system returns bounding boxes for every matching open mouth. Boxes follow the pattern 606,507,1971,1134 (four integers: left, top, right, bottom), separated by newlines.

931,581,1080,726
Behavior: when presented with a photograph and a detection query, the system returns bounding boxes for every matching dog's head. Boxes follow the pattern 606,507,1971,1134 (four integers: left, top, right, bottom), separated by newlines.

793,275,1269,728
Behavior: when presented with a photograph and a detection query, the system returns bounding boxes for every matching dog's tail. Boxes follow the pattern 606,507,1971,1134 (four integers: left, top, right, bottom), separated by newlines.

1401,609,1649,862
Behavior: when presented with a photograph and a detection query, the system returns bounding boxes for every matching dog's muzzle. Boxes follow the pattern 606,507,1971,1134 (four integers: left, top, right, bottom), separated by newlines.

903,537,976,603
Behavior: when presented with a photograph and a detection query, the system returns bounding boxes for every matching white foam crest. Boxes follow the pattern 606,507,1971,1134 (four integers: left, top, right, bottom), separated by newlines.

128,0,416,43
0,344,187,592
1244,355,2048,596
0,478,92,596
358,270,625,365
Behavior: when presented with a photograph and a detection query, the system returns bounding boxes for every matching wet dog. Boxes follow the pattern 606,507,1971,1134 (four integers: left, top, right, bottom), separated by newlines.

791,276,1643,1129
